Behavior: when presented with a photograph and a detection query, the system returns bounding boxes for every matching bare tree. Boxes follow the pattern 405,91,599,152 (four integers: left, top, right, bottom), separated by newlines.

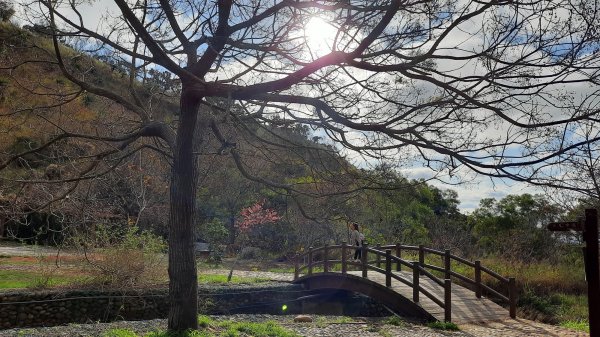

4,0,600,331
540,119,600,200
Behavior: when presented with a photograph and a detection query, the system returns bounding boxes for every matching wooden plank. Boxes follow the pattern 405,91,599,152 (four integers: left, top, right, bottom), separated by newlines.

347,270,509,323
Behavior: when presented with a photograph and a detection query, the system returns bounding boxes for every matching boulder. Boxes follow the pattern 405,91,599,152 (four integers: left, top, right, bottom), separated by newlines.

293,315,312,323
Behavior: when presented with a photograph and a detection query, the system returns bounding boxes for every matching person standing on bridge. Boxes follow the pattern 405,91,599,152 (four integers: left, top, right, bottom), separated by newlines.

350,222,364,261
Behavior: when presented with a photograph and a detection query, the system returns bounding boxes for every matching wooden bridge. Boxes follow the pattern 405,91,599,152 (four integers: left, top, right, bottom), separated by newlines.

293,243,517,323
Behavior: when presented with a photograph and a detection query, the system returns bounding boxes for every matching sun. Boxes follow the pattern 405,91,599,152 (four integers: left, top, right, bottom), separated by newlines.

303,16,339,56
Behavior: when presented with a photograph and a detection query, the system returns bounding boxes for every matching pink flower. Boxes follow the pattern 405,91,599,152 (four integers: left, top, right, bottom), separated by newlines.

238,200,281,231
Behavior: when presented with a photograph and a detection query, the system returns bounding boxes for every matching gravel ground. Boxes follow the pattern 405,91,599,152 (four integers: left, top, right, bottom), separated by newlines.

0,315,468,337
0,315,588,337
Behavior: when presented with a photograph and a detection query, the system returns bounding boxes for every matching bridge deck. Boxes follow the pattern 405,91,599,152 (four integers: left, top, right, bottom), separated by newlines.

346,270,508,324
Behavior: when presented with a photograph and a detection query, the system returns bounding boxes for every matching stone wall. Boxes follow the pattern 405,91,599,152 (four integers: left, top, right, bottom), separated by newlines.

0,284,389,329
0,289,168,329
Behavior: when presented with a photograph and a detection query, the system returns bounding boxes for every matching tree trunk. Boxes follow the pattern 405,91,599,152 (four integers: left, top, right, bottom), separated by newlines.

168,91,202,331
228,214,236,244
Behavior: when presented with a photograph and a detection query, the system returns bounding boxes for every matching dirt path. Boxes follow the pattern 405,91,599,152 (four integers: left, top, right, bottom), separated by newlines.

0,242,67,257
202,268,295,282
461,318,588,337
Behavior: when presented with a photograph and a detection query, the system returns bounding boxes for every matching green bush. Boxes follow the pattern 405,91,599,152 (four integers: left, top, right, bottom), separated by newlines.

518,289,564,324
198,219,228,265
384,316,405,326
561,320,589,332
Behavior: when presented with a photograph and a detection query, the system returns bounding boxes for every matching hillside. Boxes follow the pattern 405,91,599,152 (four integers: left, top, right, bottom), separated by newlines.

0,21,475,257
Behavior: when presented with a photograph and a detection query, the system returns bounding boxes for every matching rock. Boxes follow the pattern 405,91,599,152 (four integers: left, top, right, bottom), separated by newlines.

293,315,312,323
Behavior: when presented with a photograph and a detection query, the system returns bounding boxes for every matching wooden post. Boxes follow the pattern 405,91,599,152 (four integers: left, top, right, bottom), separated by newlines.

323,244,329,273
444,279,452,322
376,244,382,268
474,260,482,298
294,255,299,280
444,249,451,280
396,243,401,271
418,245,425,276
508,277,516,319
547,211,598,336
585,208,600,337
362,243,368,278
412,261,420,302
385,249,392,287
341,242,347,275
308,247,313,276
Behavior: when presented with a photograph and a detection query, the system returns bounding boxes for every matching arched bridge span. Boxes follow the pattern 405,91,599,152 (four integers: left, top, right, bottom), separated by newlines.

293,244,516,323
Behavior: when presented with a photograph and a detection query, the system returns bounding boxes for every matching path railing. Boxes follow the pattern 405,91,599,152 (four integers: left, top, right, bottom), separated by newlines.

294,243,517,322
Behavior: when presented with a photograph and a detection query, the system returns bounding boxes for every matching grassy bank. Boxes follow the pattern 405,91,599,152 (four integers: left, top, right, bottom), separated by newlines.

0,269,73,289
104,316,300,337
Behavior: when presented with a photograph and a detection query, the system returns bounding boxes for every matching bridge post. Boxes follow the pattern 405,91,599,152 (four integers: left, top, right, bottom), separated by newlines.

396,243,401,271
323,244,329,273
308,247,313,276
444,279,452,322
386,249,392,287
509,277,516,318
444,250,451,280
412,261,420,302
376,244,382,268
418,245,425,276
362,243,368,278
475,260,482,298
341,242,347,275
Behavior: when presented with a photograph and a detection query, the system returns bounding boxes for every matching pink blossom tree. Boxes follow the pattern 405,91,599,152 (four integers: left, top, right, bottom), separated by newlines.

238,200,281,233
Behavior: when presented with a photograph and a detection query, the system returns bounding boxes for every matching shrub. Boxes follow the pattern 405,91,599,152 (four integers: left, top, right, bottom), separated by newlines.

561,320,589,332
238,246,262,260
198,219,228,265
206,248,224,266
246,221,297,254
384,316,405,326
70,224,167,287
427,321,459,330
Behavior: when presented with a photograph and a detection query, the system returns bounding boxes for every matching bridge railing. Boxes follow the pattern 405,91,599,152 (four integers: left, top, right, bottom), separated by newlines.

379,244,517,319
294,243,516,322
